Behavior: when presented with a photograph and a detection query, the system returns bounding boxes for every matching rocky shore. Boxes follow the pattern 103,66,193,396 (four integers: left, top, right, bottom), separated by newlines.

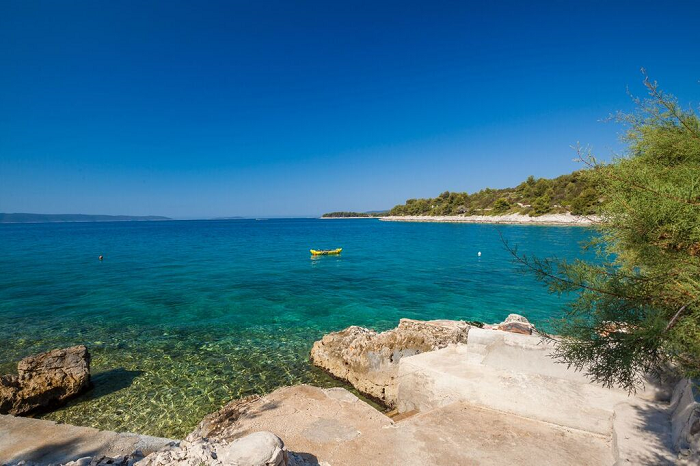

2,316,699,465
380,213,598,225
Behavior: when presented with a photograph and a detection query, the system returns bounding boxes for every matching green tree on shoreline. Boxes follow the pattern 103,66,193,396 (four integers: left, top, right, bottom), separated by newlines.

511,74,700,391
386,169,601,217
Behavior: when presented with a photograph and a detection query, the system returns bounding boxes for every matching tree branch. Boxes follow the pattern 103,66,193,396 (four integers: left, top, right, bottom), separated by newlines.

664,300,696,333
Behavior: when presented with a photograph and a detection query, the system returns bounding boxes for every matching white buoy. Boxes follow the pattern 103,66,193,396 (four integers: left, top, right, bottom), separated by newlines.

477,251,482,257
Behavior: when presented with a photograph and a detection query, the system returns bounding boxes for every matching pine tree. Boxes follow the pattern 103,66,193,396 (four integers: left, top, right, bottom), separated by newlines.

511,73,700,391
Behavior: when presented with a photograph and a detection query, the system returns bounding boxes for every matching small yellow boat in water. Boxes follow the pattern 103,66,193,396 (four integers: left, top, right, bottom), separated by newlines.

310,248,342,255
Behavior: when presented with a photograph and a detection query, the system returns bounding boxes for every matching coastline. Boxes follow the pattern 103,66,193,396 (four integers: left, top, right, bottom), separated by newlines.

319,216,379,219
379,213,598,226
4,316,690,465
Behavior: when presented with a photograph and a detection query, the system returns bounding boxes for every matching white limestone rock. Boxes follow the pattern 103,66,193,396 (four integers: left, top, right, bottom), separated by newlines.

310,319,471,406
137,432,288,466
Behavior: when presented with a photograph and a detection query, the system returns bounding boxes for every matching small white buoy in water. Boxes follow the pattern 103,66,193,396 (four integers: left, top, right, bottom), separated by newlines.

477,251,481,257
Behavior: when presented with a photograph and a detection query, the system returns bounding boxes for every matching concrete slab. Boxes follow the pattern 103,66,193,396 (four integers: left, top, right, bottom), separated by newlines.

397,344,630,435
612,398,676,465
0,415,174,465
465,328,672,402
392,402,614,466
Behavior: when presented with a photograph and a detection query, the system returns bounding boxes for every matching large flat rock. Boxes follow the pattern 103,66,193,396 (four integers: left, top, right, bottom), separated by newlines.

184,384,394,464
192,384,613,465
0,415,174,465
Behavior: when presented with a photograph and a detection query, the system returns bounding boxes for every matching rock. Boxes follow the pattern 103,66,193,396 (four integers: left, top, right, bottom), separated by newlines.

0,345,91,415
139,432,289,466
188,394,262,441
496,321,533,335
504,314,530,325
310,319,470,406
171,385,384,466
496,314,535,335
217,431,288,465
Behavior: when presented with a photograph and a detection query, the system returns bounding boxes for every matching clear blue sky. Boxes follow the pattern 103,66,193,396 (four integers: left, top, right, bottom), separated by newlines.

1,1,699,218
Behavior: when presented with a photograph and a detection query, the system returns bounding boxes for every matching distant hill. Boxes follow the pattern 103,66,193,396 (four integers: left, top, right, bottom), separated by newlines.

0,213,172,223
388,170,601,217
322,211,388,218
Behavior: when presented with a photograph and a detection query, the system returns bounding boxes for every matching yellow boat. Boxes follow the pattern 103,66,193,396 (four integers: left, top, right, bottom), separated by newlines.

310,248,342,255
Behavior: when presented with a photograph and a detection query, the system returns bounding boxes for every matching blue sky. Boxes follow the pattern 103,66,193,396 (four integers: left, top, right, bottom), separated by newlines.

1,1,699,218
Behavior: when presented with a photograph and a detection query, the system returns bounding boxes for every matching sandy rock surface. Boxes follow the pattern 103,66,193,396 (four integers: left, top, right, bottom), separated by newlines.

310,319,470,406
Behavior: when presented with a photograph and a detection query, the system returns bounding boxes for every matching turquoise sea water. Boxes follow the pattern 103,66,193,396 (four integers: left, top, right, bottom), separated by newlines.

0,218,592,438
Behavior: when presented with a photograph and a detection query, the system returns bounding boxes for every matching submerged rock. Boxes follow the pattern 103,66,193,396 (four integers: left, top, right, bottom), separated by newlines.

0,345,91,415
309,319,470,406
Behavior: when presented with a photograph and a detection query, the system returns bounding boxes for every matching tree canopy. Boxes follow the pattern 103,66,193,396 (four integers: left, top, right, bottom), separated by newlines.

387,170,601,217
513,76,700,391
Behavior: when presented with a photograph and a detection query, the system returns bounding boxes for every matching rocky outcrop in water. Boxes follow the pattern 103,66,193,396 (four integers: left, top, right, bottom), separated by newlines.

309,319,471,406
0,345,91,415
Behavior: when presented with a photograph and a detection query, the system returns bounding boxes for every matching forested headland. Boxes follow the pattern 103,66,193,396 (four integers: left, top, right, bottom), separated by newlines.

387,170,600,217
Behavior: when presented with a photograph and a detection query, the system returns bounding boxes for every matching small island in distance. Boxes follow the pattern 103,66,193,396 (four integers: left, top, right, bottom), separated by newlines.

0,213,172,224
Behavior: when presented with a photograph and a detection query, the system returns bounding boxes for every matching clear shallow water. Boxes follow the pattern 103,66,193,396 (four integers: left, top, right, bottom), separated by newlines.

0,219,591,438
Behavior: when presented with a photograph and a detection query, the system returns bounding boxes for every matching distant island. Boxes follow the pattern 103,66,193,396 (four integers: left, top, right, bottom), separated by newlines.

0,213,172,224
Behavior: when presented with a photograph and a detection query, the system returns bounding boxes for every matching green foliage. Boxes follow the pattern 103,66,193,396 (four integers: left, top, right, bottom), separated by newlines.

493,198,511,213
321,211,385,218
514,76,700,391
570,188,599,216
531,190,553,215
388,170,600,216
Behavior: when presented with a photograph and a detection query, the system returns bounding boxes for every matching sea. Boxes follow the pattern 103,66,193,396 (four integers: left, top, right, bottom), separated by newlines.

0,218,593,438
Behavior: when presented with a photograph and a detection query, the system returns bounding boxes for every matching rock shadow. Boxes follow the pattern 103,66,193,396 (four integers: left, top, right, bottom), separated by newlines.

86,367,144,401
290,451,321,465
5,438,102,465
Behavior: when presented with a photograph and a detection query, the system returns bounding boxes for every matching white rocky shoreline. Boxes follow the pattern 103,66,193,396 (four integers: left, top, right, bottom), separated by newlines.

380,213,599,225
2,315,699,465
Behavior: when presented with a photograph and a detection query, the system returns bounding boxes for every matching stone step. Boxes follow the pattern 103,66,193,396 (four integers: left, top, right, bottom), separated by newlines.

396,343,631,435
395,401,614,466
0,415,175,465
465,327,672,402
612,398,676,465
